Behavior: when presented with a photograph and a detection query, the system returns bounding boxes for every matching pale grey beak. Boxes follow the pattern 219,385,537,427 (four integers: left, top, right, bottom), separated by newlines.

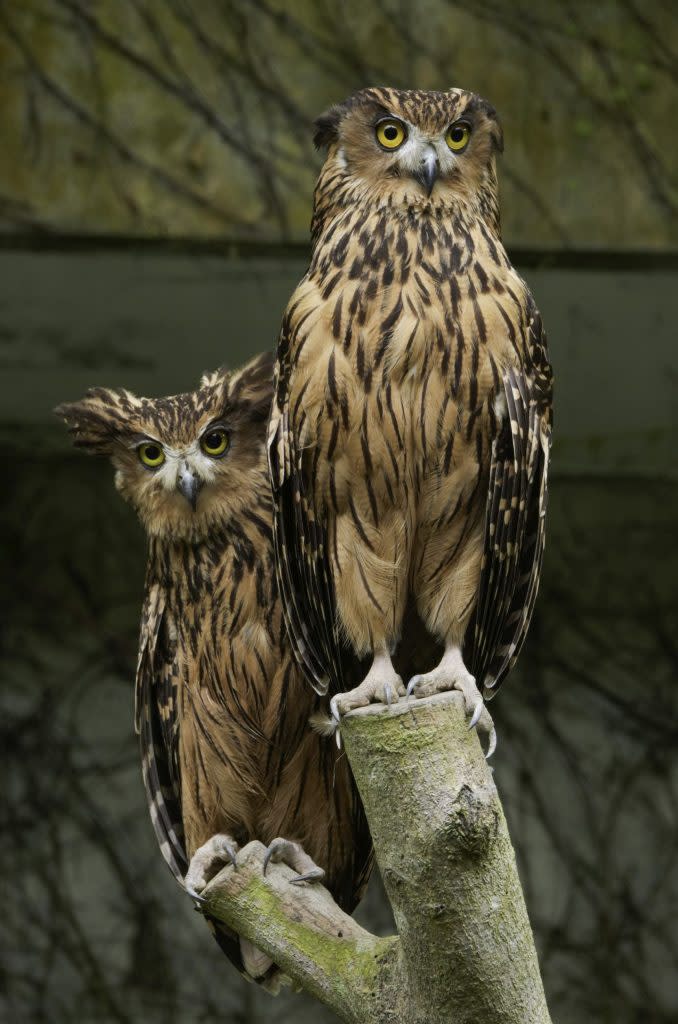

417,150,439,196
177,465,202,511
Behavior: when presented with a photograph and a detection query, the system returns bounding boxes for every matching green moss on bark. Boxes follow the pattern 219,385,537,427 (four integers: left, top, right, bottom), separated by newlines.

204,695,552,1024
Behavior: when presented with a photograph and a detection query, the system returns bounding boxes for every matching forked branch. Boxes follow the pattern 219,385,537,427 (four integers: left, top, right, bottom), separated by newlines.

202,692,553,1024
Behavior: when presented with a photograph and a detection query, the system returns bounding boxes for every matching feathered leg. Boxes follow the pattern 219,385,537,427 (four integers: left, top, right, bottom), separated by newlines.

409,502,496,755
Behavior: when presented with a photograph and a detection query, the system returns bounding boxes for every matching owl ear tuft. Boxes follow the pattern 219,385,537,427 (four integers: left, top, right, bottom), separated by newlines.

478,99,504,154
221,350,274,426
487,111,504,154
55,387,135,456
313,103,348,150
199,366,230,389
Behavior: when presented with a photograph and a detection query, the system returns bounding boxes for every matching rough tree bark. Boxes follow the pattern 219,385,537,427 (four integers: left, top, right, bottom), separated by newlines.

202,691,553,1024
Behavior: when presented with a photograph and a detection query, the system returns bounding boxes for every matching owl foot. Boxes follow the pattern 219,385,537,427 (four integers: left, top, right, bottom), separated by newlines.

407,645,497,759
330,649,405,723
184,833,239,903
263,838,325,885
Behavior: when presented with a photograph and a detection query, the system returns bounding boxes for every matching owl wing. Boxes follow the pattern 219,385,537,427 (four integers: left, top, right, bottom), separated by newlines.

268,319,345,697
135,579,259,976
468,305,553,696
134,576,187,883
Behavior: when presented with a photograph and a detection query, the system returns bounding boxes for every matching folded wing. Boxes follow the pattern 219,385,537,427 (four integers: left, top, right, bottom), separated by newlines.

468,307,553,696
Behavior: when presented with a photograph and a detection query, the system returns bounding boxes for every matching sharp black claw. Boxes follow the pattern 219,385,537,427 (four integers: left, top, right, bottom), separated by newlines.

185,886,207,906
290,870,325,885
262,850,273,876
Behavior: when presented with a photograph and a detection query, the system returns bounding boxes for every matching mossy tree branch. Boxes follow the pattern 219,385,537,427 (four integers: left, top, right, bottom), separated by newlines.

202,692,553,1024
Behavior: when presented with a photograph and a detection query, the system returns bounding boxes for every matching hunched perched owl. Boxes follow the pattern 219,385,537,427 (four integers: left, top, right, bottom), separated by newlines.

268,88,552,754
56,352,372,986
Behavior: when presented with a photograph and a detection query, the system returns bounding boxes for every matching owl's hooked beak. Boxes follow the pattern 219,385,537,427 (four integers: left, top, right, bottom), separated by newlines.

416,149,439,196
177,465,203,511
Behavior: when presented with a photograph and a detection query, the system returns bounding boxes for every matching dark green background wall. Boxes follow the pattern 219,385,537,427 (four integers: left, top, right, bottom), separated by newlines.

3,248,677,1024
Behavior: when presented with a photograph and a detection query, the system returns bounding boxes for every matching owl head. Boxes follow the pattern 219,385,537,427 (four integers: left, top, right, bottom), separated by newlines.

56,351,274,543
313,87,503,216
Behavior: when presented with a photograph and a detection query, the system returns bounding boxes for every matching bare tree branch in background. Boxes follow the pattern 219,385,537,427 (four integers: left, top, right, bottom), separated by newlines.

0,0,675,241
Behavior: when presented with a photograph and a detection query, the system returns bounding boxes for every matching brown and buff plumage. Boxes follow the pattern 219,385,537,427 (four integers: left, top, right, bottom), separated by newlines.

56,352,371,986
268,88,552,749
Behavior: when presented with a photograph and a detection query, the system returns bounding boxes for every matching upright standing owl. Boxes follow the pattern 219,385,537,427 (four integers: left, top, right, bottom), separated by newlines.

268,88,552,754
56,352,372,986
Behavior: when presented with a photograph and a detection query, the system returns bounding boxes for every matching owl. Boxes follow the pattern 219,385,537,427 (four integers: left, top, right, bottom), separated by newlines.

56,352,372,986
268,88,552,755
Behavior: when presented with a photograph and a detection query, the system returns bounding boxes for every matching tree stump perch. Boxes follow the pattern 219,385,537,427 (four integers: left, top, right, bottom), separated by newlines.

202,692,553,1024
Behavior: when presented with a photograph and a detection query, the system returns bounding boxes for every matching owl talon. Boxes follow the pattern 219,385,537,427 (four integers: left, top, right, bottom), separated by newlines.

220,844,238,870
407,645,497,757
263,838,325,885
330,696,343,746
331,650,404,717
290,868,326,884
185,833,239,896
406,675,421,697
185,886,207,907
468,700,483,731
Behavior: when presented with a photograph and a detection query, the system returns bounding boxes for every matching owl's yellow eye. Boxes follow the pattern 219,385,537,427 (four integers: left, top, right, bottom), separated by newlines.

446,122,471,152
375,119,406,151
138,442,165,468
200,428,229,458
